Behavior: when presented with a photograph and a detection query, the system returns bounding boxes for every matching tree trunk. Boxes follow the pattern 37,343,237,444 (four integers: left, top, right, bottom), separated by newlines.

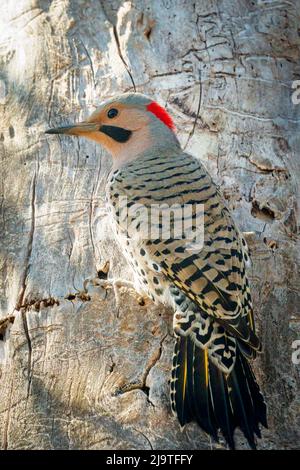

0,0,299,450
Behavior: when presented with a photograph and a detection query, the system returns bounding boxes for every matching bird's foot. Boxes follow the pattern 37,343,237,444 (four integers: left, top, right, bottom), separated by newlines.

88,278,134,308
80,261,147,312
83,277,147,313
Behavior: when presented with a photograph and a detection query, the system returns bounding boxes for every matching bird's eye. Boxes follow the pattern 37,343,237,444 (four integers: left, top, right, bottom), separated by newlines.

107,108,118,119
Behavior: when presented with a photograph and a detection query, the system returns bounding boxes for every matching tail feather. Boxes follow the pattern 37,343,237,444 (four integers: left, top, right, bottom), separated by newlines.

191,340,218,440
209,364,235,449
171,336,267,449
233,352,262,438
241,353,268,429
228,366,256,449
171,335,192,425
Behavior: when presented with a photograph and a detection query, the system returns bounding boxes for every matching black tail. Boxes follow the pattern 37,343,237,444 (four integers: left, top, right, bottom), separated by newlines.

170,336,267,449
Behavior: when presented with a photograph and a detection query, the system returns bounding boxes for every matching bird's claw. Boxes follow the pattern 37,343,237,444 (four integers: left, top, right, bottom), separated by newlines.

81,259,147,313
83,277,136,313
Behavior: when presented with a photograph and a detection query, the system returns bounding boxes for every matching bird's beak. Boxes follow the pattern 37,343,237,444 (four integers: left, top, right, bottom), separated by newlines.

45,121,99,136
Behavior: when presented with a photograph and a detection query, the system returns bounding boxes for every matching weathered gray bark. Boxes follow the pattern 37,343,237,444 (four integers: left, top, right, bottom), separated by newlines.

0,0,299,450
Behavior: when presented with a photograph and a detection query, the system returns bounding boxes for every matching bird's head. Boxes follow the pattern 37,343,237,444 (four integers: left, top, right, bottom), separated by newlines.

46,93,179,168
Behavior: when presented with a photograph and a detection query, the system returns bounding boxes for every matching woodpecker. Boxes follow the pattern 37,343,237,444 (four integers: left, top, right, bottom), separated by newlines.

46,92,267,449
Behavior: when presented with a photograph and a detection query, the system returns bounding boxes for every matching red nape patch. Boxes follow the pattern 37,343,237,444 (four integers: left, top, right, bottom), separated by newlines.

147,101,175,131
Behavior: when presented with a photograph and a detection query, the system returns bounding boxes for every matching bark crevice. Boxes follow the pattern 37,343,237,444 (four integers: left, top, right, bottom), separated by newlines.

16,172,37,311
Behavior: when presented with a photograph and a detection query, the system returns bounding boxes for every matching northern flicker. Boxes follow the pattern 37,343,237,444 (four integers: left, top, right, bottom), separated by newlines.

46,92,267,449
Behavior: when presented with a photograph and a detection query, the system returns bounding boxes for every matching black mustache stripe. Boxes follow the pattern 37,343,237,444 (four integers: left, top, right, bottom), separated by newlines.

99,125,132,143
